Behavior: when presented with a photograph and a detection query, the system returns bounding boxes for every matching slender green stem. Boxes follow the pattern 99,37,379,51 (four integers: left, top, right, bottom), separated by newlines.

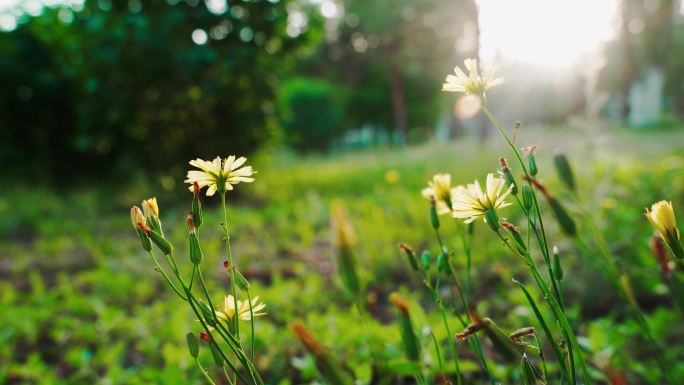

247,289,256,362
195,358,218,385
147,250,187,300
221,192,241,338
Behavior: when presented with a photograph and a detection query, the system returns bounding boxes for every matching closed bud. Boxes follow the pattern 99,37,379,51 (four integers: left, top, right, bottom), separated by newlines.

501,219,526,253
188,214,203,264
208,341,224,366
389,293,421,362
429,196,440,229
192,182,203,229
548,197,577,237
142,197,162,234
399,243,419,271
522,145,538,176
186,332,199,358
292,323,353,385
421,250,431,271
553,153,576,191
141,224,174,255
500,158,518,195
521,185,534,211
437,252,449,273
552,245,564,281
199,331,211,343
484,209,500,232
233,267,250,292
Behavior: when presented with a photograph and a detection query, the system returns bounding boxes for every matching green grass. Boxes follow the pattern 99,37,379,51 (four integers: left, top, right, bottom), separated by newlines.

2,129,684,384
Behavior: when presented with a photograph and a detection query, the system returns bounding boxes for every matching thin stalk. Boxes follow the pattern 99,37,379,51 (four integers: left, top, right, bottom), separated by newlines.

195,358,218,385
147,250,187,300
221,192,241,338
247,289,256,362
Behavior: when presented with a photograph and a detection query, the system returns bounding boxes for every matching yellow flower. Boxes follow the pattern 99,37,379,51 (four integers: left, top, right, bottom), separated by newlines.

185,155,256,196
646,201,679,241
130,206,145,229
330,200,356,248
216,294,266,322
452,173,513,223
442,58,503,97
421,173,456,215
142,197,159,219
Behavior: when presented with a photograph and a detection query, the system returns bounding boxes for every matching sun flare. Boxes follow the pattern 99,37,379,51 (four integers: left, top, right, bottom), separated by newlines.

478,0,618,67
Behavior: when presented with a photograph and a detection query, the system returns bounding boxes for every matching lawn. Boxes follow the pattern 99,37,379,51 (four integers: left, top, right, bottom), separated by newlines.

2,127,684,384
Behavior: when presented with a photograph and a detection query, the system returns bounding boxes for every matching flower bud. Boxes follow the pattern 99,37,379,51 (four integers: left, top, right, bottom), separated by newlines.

500,158,518,195
192,182,203,229
548,197,577,237
186,332,199,358
430,196,440,229
399,243,419,271
437,252,449,273
233,267,250,292
199,331,211,343
521,185,534,212
552,245,564,281
189,232,203,265
389,293,421,362
421,250,431,271
484,209,500,232
650,234,673,274
208,341,224,366
142,225,173,255
501,219,526,253
142,197,162,233
553,153,576,191
131,206,152,251
292,322,354,385
522,145,538,176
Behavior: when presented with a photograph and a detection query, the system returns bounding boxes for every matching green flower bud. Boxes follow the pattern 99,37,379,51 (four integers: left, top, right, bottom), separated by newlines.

233,267,250,292
136,228,152,252
389,293,421,363
146,227,173,255
421,250,431,271
399,243,419,271
528,154,538,176
484,209,500,232
188,214,203,264
186,332,199,358
500,158,518,195
548,197,577,237
521,185,534,212
437,252,449,273
553,153,576,191
429,197,440,229
192,182,203,229
552,245,564,281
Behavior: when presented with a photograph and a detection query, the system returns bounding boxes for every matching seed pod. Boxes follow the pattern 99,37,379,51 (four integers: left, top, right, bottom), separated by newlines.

528,155,538,176
547,197,577,237
192,182,203,229
186,332,199,358
208,341,224,366
389,293,421,362
552,245,564,281
430,197,440,229
421,250,431,271
188,216,203,264
484,209,500,232
501,220,526,253
500,158,518,195
553,153,576,191
399,243,419,271
437,252,449,273
233,267,250,292
143,225,174,255
521,185,534,212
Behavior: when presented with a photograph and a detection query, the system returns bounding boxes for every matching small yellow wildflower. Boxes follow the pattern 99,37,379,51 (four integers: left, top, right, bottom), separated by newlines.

442,58,503,97
646,201,679,241
421,173,456,215
142,197,159,219
452,173,513,223
216,294,266,322
185,155,256,196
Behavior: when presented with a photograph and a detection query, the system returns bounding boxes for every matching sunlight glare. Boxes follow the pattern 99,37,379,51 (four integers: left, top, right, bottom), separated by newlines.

478,0,618,67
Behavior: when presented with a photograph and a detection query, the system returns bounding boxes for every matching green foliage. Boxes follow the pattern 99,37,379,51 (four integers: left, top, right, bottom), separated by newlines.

276,78,345,151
